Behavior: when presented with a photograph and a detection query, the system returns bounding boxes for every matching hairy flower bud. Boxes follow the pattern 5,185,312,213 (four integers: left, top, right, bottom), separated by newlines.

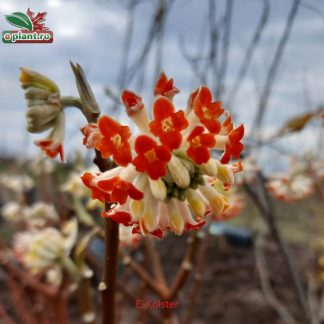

20,68,62,133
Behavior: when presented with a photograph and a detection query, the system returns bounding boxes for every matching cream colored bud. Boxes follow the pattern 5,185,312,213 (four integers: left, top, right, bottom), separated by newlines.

24,87,51,99
167,155,190,188
20,68,59,93
216,161,234,186
148,178,167,201
200,158,218,177
180,158,195,176
199,184,225,215
186,189,207,217
168,199,185,235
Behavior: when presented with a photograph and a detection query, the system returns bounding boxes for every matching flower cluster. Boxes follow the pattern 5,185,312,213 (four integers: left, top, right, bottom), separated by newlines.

267,173,314,202
20,68,64,161
81,73,245,237
13,218,80,285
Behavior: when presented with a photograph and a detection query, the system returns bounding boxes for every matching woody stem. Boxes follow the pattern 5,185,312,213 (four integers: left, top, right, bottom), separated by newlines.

102,211,119,324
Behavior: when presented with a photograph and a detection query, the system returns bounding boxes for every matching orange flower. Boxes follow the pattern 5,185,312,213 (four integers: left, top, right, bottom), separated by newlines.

102,208,133,226
154,72,179,100
121,90,144,116
149,97,188,150
220,124,245,164
194,86,224,133
81,123,102,148
132,135,171,180
34,111,65,161
35,139,64,161
81,173,143,205
95,115,132,166
186,126,215,164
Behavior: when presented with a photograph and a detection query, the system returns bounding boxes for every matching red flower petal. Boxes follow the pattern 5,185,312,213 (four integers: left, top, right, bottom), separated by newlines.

153,97,174,121
127,184,144,200
113,144,132,166
102,210,132,226
98,115,121,136
135,135,156,154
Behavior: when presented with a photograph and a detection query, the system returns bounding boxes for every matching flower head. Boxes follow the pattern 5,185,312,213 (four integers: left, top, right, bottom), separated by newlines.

133,135,171,180
194,86,224,133
154,72,179,100
81,75,245,237
149,97,188,150
187,126,215,164
95,115,132,166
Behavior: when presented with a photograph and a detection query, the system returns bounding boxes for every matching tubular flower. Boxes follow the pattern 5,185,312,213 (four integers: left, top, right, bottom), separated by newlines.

187,126,215,164
81,167,143,205
154,72,179,100
193,86,224,133
133,135,171,180
81,73,245,237
35,111,65,161
81,123,102,149
95,115,132,166
149,97,188,150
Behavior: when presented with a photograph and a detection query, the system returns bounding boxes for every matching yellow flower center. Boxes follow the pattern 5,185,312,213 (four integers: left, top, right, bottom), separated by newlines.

111,134,122,149
191,136,201,148
161,117,174,132
144,149,157,162
202,106,212,119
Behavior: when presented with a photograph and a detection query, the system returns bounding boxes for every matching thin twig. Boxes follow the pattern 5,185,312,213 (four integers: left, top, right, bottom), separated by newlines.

227,0,269,109
168,233,201,301
143,237,168,287
252,0,301,137
254,234,298,324
183,221,213,324
120,249,169,298
216,0,233,99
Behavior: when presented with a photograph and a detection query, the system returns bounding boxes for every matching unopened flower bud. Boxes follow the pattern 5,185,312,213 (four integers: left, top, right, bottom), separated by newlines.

199,184,225,215
167,199,185,235
20,68,62,134
167,155,190,188
20,68,59,93
200,158,218,177
216,161,234,188
186,189,207,217
148,178,167,201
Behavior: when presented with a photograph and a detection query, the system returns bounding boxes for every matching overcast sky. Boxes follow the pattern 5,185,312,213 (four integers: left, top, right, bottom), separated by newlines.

0,0,323,171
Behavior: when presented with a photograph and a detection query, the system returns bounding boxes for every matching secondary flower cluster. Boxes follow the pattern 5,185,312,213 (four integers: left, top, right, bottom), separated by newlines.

20,68,65,161
81,73,244,237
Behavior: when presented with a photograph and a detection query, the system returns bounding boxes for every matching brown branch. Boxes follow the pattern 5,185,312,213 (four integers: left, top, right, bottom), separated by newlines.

244,172,312,324
168,233,201,301
183,221,213,324
120,249,169,298
117,282,164,324
143,237,168,287
0,302,16,324
101,210,119,324
6,275,37,324
0,255,58,298
255,234,298,324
